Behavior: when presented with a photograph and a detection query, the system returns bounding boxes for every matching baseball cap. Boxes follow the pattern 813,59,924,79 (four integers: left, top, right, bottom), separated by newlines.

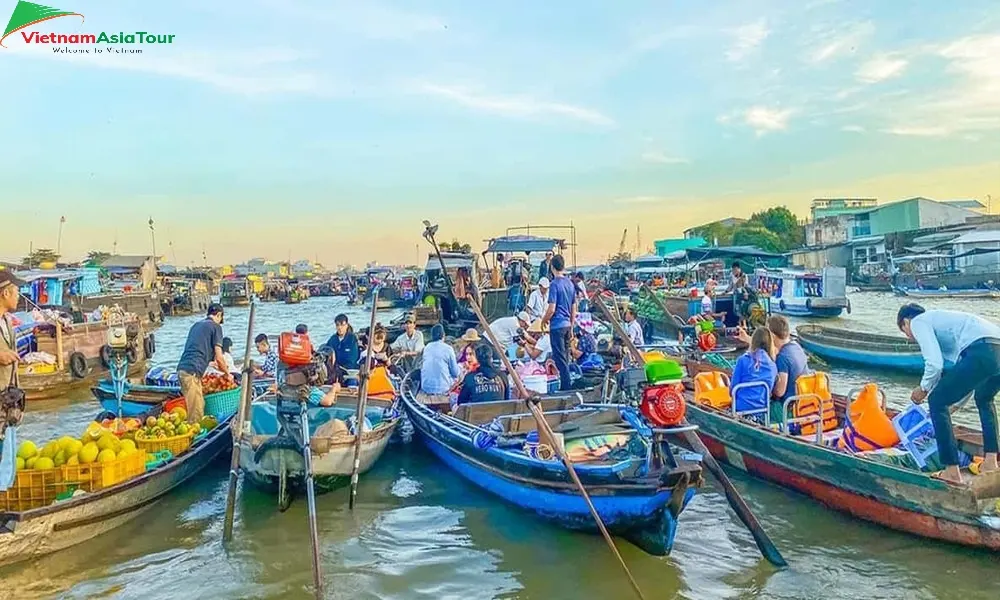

207,303,224,316
404,314,416,323
538,277,550,287
0,270,25,290
517,311,531,323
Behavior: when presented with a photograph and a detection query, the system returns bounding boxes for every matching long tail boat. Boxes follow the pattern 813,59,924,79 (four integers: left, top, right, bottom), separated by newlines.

400,375,702,556
684,356,1000,550
796,323,924,373
0,414,235,567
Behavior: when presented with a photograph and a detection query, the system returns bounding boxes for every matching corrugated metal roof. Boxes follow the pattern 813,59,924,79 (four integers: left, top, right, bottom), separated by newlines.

100,255,153,268
485,235,563,254
947,231,1000,245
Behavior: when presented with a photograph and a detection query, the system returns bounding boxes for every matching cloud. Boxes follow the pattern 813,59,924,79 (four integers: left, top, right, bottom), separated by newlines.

856,54,908,83
841,125,866,133
412,83,616,126
721,106,793,135
613,195,668,205
726,19,770,62
808,21,874,63
640,151,689,165
884,126,951,137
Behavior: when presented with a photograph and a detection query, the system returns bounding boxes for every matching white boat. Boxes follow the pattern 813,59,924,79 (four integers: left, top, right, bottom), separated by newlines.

756,266,850,318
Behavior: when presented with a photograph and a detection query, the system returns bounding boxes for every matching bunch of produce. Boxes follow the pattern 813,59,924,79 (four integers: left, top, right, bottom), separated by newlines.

202,373,238,394
15,430,140,471
134,407,202,440
632,290,675,321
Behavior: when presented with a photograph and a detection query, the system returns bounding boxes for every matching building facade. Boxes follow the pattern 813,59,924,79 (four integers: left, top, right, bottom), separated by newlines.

810,198,878,220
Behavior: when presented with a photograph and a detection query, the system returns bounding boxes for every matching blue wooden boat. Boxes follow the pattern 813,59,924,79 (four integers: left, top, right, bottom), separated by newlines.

91,377,274,417
400,377,702,556
796,324,923,372
756,267,850,318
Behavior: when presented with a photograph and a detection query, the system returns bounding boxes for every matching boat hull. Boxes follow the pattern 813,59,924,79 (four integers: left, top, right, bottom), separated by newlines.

896,287,1000,299
22,359,148,401
771,296,847,318
0,417,233,567
683,402,1000,550
796,324,923,373
402,391,699,556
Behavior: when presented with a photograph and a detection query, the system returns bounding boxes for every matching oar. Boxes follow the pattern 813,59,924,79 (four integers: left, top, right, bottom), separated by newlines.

222,299,257,542
349,284,381,510
422,223,647,600
592,293,787,568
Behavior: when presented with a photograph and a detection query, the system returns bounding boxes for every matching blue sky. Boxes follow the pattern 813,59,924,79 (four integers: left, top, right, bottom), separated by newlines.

2,0,999,266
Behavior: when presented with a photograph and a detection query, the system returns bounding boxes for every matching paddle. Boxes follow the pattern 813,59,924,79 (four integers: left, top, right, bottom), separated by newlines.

223,299,258,542
422,222,648,600
591,293,787,568
349,284,381,510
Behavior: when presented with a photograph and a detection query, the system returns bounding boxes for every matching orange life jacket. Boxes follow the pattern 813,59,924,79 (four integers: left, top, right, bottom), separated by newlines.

793,372,837,435
694,371,732,410
367,366,396,398
836,383,899,452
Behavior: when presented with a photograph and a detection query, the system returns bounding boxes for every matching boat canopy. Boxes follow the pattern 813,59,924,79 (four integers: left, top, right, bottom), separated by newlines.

425,252,474,271
485,235,564,254
684,246,784,261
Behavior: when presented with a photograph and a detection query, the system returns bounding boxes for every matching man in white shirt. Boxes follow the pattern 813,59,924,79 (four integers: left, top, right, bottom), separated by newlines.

391,315,425,371
624,307,645,347
526,277,549,321
489,311,531,347
898,304,1000,483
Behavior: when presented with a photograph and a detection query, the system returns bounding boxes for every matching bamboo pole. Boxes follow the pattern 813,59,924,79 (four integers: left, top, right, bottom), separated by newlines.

222,300,257,542
349,285,380,510
55,322,64,372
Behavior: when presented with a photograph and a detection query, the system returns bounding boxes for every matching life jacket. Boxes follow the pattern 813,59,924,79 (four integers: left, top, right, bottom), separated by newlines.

694,371,732,410
793,372,837,435
836,383,899,452
368,365,396,398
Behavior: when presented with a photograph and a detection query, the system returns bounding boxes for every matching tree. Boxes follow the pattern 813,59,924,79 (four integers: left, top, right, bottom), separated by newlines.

22,248,59,268
746,206,803,251
440,239,472,253
688,221,735,246
732,226,783,253
85,250,111,266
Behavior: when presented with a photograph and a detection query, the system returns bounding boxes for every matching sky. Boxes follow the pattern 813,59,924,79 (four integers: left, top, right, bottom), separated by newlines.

2,0,999,268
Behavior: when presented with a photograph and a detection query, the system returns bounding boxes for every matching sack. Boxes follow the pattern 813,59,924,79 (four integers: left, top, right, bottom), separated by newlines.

1,364,25,436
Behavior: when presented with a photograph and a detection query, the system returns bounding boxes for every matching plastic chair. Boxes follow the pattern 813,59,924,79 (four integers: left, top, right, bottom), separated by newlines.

892,404,938,469
783,372,836,443
693,371,732,410
731,381,771,426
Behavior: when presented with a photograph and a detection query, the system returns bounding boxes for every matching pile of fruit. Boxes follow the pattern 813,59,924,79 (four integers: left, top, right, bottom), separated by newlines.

202,373,238,394
134,407,207,440
15,431,140,472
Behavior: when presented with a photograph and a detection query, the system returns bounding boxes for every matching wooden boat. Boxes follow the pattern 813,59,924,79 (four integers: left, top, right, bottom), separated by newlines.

238,389,399,498
18,320,155,401
894,286,1000,299
683,357,1000,550
0,414,234,567
796,324,923,373
159,277,211,317
756,267,850,318
400,376,703,556
219,278,252,307
92,376,274,417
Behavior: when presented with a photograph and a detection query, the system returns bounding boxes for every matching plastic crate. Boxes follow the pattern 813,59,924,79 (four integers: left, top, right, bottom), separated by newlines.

204,388,241,419
0,469,65,512
62,450,148,490
892,404,938,470
136,430,194,457
145,449,173,470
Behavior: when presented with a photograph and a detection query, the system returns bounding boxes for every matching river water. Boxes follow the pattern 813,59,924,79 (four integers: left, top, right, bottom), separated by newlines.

2,294,998,599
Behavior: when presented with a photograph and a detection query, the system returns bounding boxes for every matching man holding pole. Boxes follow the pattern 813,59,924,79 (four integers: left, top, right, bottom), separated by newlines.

176,303,227,424
541,254,576,391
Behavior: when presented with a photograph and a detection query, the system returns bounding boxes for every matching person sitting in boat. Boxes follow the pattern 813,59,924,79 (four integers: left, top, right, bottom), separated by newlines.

208,337,241,378
455,328,481,367
897,303,1000,483
419,324,460,404
520,320,552,363
324,313,360,397
767,316,808,423
456,344,506,405
624,307,645,347
295,323,308,335
359,324,392,370
252,333,278,378
730,328,777,423
571,325,597,362
526,277,549,321
391,315,425,371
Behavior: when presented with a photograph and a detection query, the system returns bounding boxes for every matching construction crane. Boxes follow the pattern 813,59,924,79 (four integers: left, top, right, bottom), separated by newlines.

618,228,628,255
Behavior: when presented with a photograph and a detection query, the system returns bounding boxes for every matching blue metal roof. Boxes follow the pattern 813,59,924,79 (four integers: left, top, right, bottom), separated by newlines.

486,235,563,254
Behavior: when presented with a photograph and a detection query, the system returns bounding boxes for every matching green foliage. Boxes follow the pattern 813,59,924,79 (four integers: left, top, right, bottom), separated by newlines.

747,207,804,251
694,206,804,253
440,239,472,253
732,227,783,253
23,248,59,268
689,222,735,246
85,250,111,267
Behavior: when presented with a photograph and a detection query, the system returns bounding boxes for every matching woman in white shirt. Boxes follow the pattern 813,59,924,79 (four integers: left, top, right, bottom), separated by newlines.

209,337,241,376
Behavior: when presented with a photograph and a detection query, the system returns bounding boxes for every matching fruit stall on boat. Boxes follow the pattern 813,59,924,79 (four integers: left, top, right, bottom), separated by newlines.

755,266,850,318
796,324,924,373
14,314,155,401
400,365,703,556
220,277,253,307
92,368,273,417
15,267,163,329
0,405,233,567
682,355,1000,550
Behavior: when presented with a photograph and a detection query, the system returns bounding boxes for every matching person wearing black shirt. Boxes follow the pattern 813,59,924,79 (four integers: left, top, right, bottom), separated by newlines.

456,344,506,405
177,303,226,423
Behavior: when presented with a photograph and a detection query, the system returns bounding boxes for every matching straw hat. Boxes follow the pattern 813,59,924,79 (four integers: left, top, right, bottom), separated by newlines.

460,328,481,342
527,319,546,334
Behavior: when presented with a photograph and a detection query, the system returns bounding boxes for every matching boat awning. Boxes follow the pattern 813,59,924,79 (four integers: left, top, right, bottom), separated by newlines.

15,269,83,283
684,246,783,261
846,235,885,246
425,254,473,270
485,235,564,254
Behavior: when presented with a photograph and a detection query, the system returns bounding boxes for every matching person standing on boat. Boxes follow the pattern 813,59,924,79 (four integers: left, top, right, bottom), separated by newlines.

572,272,590,312
897,304,1000,482
0,271,25,396
419,324,460,403
176,303,227,424
539,252,555,282
526,277,549,321
541,254,576,391
624,307,645,347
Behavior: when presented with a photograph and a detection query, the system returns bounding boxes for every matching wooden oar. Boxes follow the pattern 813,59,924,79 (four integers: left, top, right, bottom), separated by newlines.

222,299,257,542
457,265,648,600
349,285,381,510
592,293,787,568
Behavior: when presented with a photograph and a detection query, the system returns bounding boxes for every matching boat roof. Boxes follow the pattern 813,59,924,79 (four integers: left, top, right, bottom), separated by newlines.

485,235,563,254
684,246,783,260
425,252,474,270
15,268,88,283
